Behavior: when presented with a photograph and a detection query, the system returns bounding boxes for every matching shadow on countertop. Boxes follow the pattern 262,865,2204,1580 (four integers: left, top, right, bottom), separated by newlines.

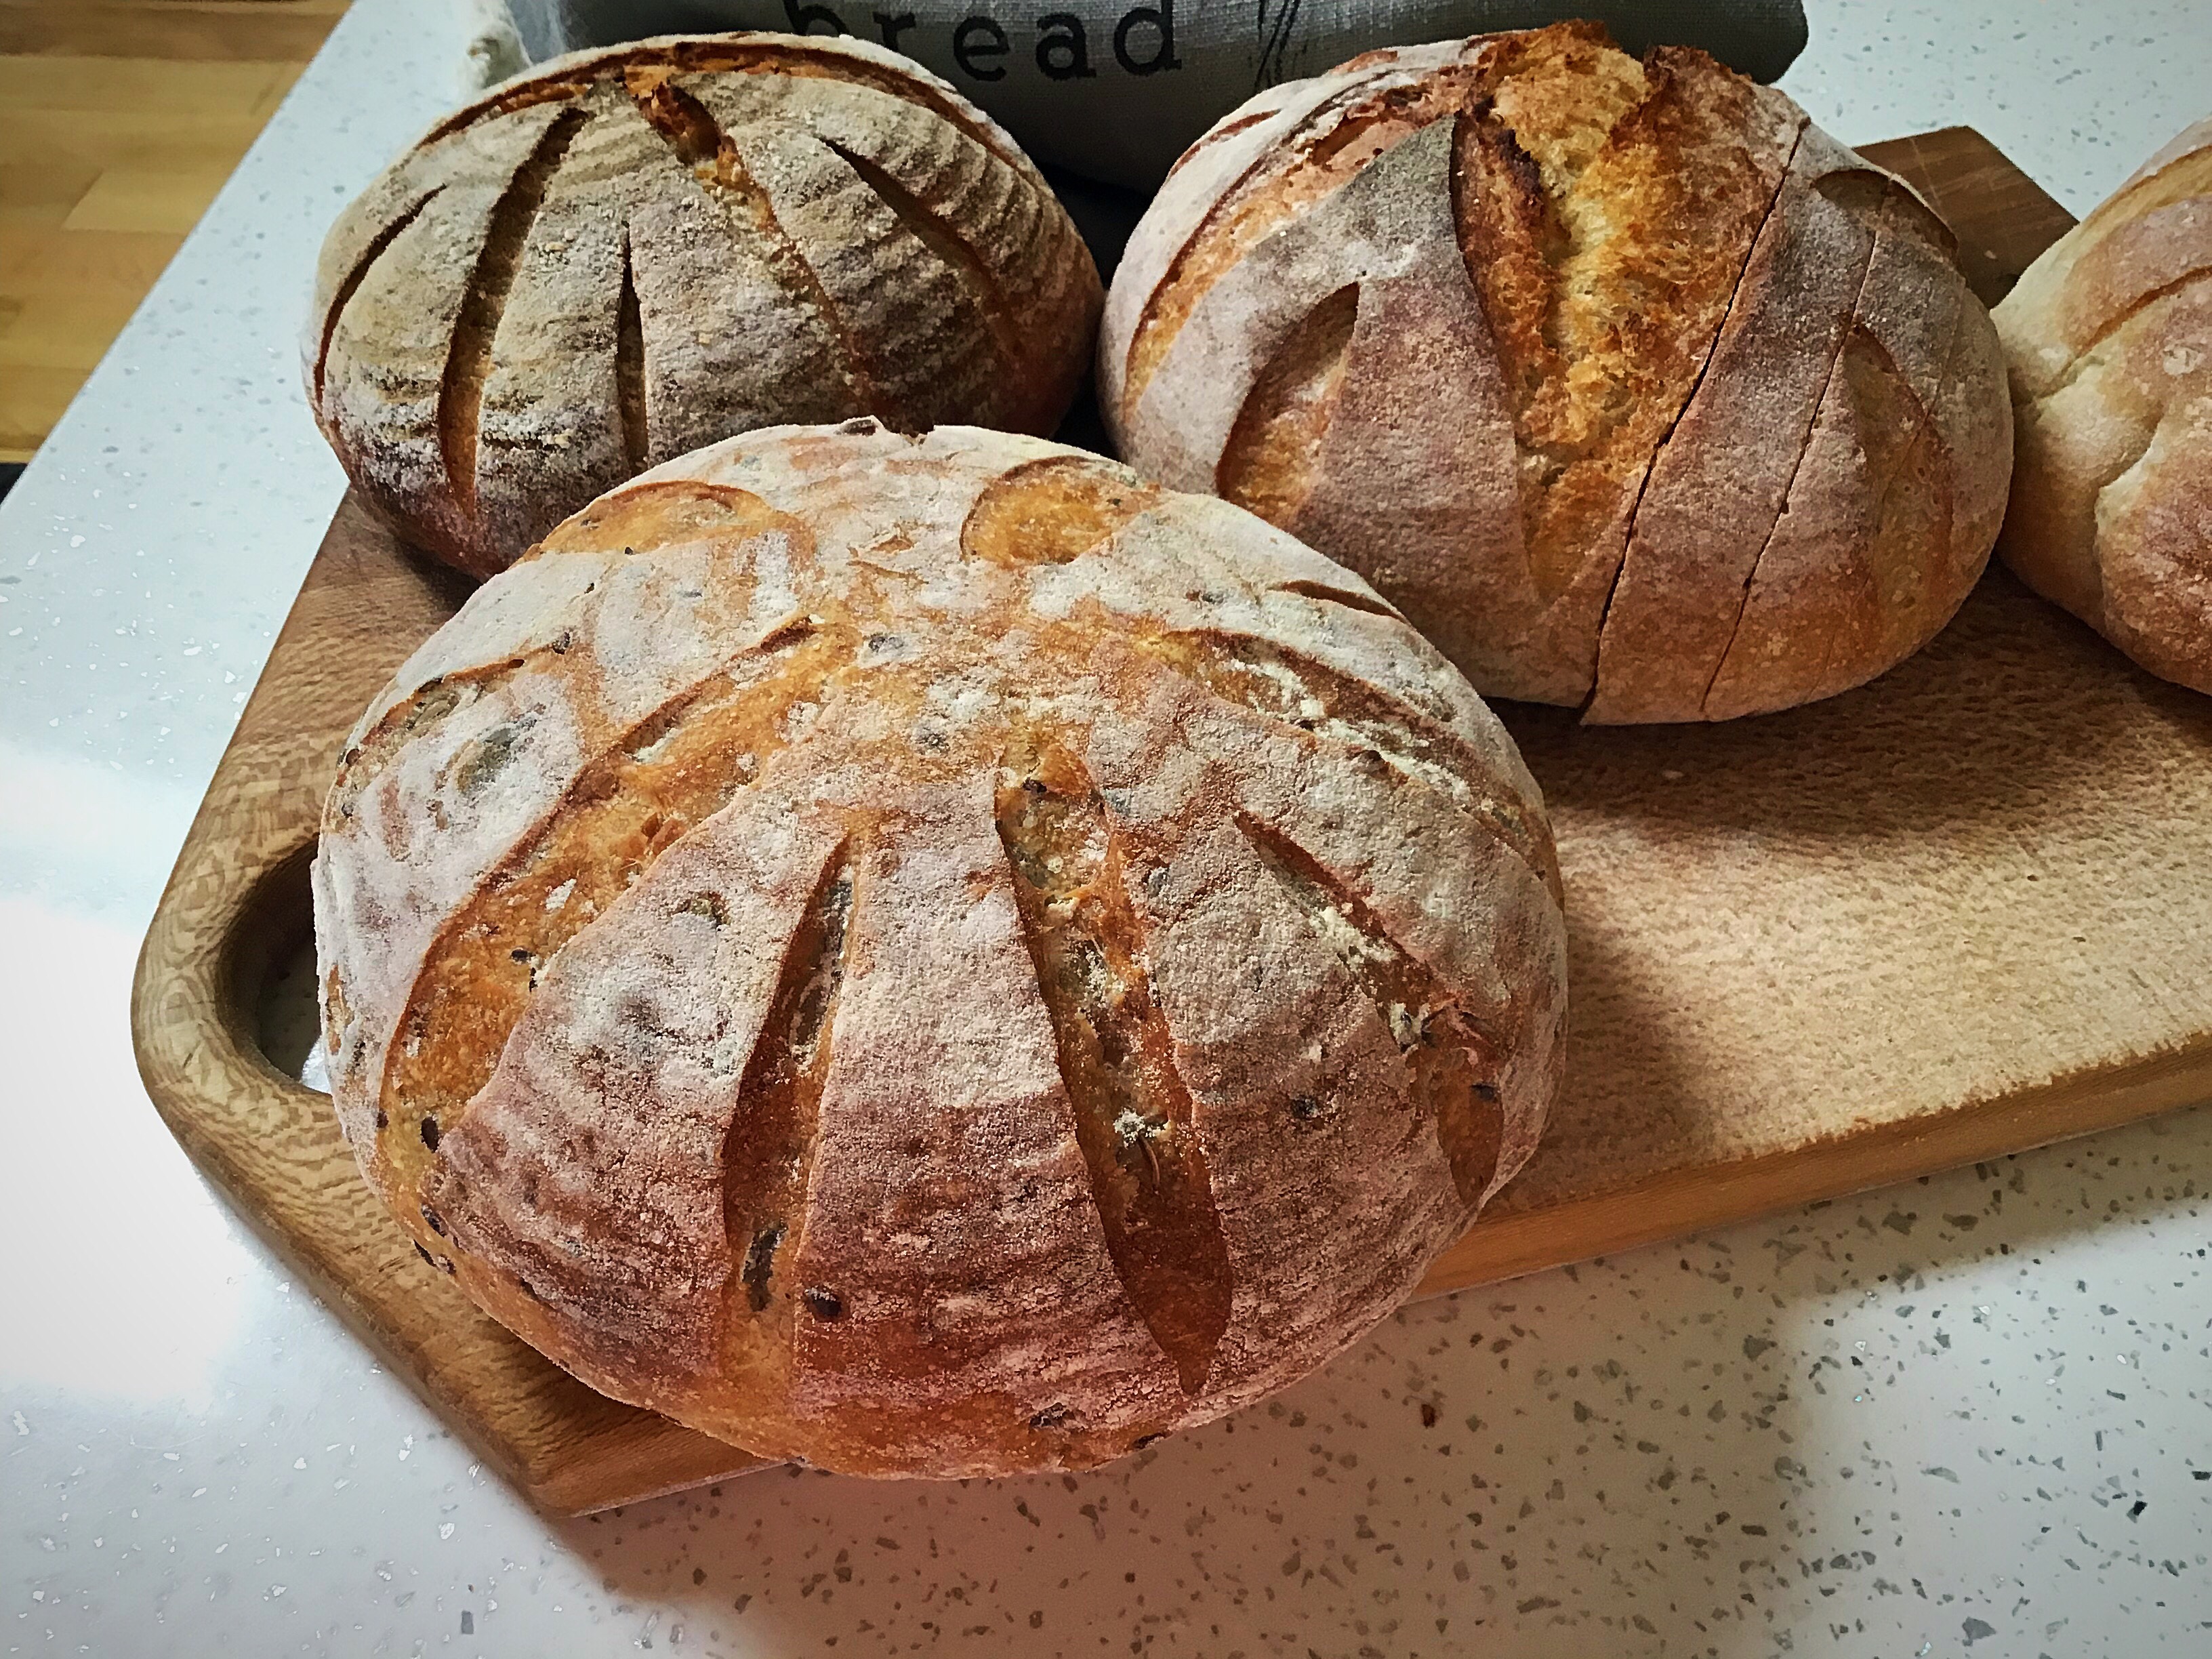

547,1100,2212,1657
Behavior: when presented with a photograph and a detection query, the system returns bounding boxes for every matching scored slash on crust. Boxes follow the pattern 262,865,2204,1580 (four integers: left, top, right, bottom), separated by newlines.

1107,22,2008,723
994,744,1233,1397
625,72,885,422
1235,815,1505,1206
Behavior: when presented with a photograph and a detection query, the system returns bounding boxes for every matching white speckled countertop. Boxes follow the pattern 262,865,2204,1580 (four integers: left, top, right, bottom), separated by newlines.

3,3,2209,1652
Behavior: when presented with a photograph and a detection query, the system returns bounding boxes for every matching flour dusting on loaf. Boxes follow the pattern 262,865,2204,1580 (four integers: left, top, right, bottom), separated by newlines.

1102,22,2011,724
314,422,1568,1477
1995,115,2212,692
308,33,1101,579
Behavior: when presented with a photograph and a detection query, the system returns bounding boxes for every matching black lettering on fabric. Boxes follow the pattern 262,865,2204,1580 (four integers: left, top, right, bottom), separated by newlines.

783,0,848,34
954,15,1011,80
872,9,918,49
1113,1,1180,75
1035,13,1097,79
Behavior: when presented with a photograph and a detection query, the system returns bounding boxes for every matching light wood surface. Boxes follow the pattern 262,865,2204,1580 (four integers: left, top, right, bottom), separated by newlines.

138,130,2207,1516
0,1,347,461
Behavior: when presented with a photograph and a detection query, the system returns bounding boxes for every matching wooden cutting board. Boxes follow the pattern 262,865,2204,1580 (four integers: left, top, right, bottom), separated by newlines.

134,129,2212,1516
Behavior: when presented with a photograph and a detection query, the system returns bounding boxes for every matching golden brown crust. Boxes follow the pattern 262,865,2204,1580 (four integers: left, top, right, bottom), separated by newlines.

1103,23,2010,722
307,33,1101,579
1996,119,2212,691
314,422,1568,1477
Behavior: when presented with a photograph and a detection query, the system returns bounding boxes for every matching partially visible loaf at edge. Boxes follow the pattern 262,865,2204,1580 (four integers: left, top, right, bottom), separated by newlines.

312,421,1568,1477
307,33,1101,579
1101,22,2013,724
1995,115,2212,692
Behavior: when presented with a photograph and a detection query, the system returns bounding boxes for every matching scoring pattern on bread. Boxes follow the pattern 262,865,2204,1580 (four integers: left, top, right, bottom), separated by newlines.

1102,22,2013,724
313,422,1568,1476
307,33,1101,579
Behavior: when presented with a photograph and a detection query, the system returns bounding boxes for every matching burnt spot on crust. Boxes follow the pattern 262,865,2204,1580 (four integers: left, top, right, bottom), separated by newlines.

994,738,1232,1396
419,1114,441,1151
740,1223,784,1313
1237,814,1504,1206
802,1286,846,1320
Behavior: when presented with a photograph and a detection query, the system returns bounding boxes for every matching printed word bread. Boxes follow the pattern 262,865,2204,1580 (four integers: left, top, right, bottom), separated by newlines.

312,422,1569,1477
307,33,1100,579
488,1,1811,189
1996,115,2212,692
1101,22,2012,723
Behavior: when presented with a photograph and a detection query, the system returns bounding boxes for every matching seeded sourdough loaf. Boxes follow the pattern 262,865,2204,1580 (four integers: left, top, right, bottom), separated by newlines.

312,422,1568,1477
306,33,1101,579
1100,22,2012,723
1994,115,2212,693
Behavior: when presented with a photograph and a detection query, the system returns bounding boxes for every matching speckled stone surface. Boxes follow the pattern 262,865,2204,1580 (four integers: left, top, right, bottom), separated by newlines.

4,3,2211,1654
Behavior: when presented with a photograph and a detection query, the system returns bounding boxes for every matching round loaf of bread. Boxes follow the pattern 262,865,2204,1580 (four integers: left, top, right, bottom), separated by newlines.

1994,116,2212,693
306,33,1101,579
312,421,1568,1477
1099,22,2013,723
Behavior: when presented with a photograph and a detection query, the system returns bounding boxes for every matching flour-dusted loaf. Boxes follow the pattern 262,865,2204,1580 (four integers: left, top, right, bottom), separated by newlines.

306,34,1101,579
1101,22,2012,723
1995,116,2212,692
312,422,1568,1477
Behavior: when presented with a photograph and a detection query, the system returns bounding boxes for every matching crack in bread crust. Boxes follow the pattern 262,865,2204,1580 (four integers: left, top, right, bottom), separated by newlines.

314,189,438,406
613,226,647,471
1137,629,1554,892
427,35,1033,178
1695,182,1891,715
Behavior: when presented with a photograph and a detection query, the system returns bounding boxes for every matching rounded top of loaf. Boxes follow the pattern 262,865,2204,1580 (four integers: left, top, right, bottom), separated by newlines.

1994,115,2212,691
312,422,1568,1477
306,32,1101,579
1103,22,2013,724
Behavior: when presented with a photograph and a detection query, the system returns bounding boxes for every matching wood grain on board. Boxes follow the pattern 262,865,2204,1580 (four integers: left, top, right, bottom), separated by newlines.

136,129,2198,1516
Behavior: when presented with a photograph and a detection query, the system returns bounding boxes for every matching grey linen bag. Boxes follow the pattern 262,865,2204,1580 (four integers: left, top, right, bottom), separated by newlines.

475,1,1808,188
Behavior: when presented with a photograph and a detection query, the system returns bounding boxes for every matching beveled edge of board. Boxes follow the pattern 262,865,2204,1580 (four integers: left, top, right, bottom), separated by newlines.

130,127,2112,1515
129,493,766,1513
1427,1033,2212,1294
